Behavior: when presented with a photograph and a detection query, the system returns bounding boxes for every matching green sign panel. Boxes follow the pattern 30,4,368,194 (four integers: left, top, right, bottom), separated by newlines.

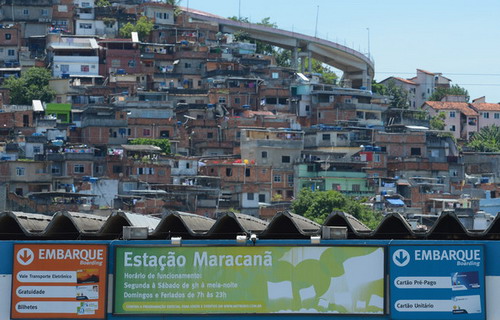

114,246,385,314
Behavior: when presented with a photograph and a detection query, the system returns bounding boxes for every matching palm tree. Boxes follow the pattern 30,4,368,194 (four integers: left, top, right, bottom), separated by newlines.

467,125,500,152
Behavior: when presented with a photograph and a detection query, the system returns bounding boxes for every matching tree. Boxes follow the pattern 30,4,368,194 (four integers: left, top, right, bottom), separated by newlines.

467,125,500,152
4,67,55,105
430,111,446,130
227,16,277,55
275,48,292,68
129,138,171,154
309,58,337,85
119,16,154,41
377,79,410,109
429,84,470,102
291,188,382,229
95,0,110,7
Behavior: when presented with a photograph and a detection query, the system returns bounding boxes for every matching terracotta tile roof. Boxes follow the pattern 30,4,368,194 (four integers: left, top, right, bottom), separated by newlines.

424,101,478,116
380,77,417,86
393,77,417,85
471,103,500,111
417,69,435,75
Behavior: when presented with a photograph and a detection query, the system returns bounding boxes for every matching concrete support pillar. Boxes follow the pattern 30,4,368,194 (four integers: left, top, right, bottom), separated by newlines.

292,47,299,71
308,51,312,73
362,70,369,90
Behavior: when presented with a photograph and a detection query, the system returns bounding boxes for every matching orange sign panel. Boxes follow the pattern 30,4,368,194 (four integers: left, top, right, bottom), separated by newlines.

11,244,108,319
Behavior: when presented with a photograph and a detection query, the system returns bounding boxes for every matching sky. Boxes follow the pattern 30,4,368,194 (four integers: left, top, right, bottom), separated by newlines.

182,0,500,103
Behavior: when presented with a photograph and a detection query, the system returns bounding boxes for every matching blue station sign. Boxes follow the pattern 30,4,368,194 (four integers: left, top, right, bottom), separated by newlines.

390,245,485,320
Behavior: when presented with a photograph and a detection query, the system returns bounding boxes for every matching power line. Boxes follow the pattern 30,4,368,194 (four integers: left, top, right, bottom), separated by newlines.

376,72,500,76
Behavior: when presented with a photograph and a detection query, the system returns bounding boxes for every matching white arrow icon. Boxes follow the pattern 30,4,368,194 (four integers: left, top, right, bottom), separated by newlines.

17,248,34,265
393,249,410,267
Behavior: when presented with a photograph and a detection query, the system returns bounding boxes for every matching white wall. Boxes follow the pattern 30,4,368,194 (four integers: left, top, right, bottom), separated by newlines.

53,56,98,77
81,179,119,208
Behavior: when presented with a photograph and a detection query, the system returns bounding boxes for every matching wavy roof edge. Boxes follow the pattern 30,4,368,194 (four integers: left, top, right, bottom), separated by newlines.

0,210,498,240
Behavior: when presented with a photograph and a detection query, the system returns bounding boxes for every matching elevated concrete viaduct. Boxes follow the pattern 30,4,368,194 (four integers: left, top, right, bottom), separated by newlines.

185,8,374,90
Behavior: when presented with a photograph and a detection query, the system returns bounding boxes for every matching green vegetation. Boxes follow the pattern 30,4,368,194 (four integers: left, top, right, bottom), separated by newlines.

129,138,171,154
430,111,446,130
467,125,500,152
373,79,409,109
119,16,154,41
429,84,469,102
291,188,382,229
95,0,110,7
4,67,55,105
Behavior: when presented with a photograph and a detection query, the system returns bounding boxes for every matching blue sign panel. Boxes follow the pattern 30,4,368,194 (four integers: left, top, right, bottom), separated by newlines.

390,245,485,320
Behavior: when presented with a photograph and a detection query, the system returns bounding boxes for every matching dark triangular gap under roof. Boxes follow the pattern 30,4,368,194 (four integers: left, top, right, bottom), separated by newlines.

426,212,470,240
370,213,417,240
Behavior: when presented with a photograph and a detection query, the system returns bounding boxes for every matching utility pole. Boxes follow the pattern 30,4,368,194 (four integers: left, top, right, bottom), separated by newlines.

238,0,241,20
314,5,319,37
366,27,371,58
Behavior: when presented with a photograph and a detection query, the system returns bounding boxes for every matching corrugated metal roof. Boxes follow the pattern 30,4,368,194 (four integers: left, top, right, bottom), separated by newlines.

0,210,498,241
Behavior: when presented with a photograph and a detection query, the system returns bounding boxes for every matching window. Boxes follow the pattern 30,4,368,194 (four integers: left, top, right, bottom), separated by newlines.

164,13,169,19
137,167,154,175
111,59,120,68
259,194,266,202
160,130,169,138
449,111,456,118
483,112,490,119
5,33,11,40
128,60,136,67
261,151,267,158
7,49,14,56
81,2,91,7
410,147,421,156
16,167,25,176
494,113,500,119
81,65,89,72
286,190,294,199
287,175,294,185
226,168,232,177
79,23,92,29
352,184,360,192
143,128,151,136
218,96,226,104
247,193,254,200
74,164,85,173
274,174,282,183
234,97,240,104
332,184,341,191
450,125,456,132
282,155,291,163
186,162,190,169
245,168,250,177
95,165,104,175
41,8,48,16
207,132,213,139
33,146,41,154
322,134,330,141
374,154,381,162
112,165,123,173
156,12,162,19
184,62,191,68
23,9,29,15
